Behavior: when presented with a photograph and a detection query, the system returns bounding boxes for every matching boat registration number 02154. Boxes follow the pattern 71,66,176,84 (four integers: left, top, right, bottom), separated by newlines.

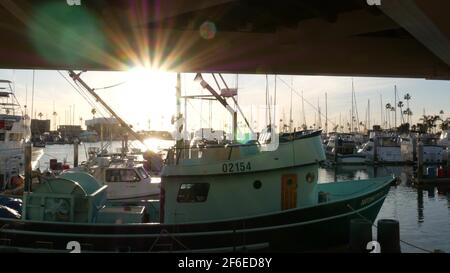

222,162,251,173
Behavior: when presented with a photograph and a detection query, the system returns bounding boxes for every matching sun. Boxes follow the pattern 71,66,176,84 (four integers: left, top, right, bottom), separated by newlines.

123,67,176,131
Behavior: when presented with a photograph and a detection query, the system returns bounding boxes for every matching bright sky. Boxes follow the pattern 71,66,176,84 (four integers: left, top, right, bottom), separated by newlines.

1,68,449,133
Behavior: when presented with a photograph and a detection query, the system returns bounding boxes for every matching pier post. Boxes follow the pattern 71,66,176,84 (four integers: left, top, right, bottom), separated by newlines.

417,141,424,179
24,142,32,192
73,139,79,167
349,218,372,252
412,135,417,162
373,137,378,163
377,219,401,253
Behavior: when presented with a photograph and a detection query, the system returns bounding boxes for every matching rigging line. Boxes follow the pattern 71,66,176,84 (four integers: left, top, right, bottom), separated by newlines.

276,75,337,127
58,71,97,109
57,71,109,120
93,81,126,91
186,99,211,128
73,79,109,118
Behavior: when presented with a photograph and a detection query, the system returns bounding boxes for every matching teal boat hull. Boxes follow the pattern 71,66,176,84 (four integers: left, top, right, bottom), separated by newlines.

0,177,393,252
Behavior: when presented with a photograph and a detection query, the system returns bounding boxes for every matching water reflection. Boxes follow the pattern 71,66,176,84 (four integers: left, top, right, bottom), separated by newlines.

319,165,450,252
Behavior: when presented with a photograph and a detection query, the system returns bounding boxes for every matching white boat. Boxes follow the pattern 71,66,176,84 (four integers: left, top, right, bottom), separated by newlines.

401,133,444,164
71,149,160,201
0,80,43,190
324,133,366,164
358,131,402,163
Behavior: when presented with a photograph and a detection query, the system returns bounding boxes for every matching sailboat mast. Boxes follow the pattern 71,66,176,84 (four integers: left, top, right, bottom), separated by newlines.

394,85,397,129
368,99,371,130
351,79,354,133
380,93,383,129
325,92,328,134
302,90,306,127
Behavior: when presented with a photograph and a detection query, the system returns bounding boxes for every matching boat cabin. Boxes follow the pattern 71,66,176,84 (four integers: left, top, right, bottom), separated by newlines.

82,156,159,200
161,164,319,224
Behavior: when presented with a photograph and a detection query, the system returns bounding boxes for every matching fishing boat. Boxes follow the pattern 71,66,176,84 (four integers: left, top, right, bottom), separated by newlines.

0,165,393,252
0,80,43,190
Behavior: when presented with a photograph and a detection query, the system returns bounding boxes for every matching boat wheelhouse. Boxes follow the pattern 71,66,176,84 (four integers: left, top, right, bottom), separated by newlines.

72,152,159,201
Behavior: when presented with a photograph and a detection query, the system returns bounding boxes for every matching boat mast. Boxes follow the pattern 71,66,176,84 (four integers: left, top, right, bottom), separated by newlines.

302,90,306,128
273,75,277,130
394,85,397,129
380,93,383,129
351,79,354,133
68,70,146,145
289,76,293,132
325,92,328,134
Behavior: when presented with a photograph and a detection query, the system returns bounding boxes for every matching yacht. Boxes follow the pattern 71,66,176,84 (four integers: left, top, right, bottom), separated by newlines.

358,131,403,163
0,80,42,190
401,133,444,164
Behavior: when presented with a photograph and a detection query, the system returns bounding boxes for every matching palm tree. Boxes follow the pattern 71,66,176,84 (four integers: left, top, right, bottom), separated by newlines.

385,103,392,129
403,108,413,124
91,108,96,119
404,93,411,123
440,118,450,131
397,101,404,124
38,112,43,120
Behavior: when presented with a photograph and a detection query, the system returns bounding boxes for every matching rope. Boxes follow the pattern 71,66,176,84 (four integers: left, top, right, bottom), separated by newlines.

346,204,434,253
93,81,126,91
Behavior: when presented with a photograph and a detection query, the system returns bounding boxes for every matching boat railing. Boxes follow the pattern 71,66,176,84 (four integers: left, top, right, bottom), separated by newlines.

166,141,262,165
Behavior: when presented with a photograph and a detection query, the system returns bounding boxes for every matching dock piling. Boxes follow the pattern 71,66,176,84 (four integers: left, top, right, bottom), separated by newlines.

73,139,79,167
349,218,372,252
24,141,32,192
377,219,401,253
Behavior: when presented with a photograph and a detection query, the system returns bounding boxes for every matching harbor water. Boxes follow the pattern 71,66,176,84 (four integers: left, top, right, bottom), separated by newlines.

38,140,450,253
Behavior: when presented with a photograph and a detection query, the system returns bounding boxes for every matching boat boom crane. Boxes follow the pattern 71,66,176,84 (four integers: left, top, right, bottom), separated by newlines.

195,73,254,141
68,70,146,147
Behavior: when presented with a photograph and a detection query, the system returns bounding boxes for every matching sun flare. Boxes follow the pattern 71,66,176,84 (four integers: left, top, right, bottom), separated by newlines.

123,67,176,131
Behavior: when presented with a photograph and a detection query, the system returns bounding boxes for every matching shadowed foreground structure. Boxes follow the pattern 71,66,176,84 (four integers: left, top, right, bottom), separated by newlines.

0,0,449,79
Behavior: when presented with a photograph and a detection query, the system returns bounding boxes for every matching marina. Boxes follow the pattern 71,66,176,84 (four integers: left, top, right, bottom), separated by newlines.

0,0,449,256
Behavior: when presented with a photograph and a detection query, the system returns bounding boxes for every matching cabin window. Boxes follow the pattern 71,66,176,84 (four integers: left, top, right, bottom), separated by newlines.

177,183,210,203
105,169,140,183
0,133,4,141
137,167,149,179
